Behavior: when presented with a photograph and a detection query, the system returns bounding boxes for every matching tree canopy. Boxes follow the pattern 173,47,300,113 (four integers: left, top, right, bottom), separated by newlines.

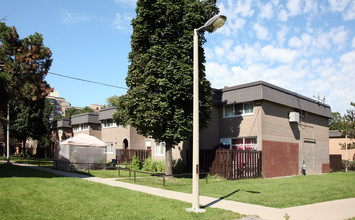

0,22,52,119
112,0,219,175
330,102,355,138
0,22,52,156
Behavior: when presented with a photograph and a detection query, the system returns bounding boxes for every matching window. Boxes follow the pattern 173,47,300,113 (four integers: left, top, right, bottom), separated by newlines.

102,119,117,128
73,123,89,131
224,101,254,117
105,142,113,154
231,137,257,150
154,142,165,156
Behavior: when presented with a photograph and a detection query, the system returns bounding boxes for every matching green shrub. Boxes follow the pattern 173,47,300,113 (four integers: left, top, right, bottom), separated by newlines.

156,161,165,172
129,156,141,170
142,158,154,171
142,158,165,173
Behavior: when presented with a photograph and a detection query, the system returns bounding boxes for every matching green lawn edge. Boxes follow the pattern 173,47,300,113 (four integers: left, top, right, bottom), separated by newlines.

0,163,243,219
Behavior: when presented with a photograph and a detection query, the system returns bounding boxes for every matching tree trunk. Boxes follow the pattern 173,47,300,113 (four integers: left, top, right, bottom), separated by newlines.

2,126,6,157
165,142,173,177
22,139,27,158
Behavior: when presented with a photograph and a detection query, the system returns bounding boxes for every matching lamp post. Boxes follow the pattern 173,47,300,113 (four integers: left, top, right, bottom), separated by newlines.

187,14,226,213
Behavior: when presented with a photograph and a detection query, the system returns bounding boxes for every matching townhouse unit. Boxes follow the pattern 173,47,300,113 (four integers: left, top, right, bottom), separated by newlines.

71,112,101,140
98,107,146,161
198,81,332,178
55,118,73,142
56,81,332,178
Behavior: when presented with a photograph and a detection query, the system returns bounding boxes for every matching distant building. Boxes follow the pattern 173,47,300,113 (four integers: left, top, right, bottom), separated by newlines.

329,130,355,161
46,91,103,119
46,91,72,120
90,104,104,112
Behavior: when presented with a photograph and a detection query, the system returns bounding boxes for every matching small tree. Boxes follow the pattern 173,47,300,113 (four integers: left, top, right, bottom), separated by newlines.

10,98,52,157
332,102,355,151
113,0,219,175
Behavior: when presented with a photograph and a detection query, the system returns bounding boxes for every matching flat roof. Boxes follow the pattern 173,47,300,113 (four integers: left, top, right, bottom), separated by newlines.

214,81,332,118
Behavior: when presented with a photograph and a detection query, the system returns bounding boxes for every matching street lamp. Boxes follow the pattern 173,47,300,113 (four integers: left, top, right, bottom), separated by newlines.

187,14,226,213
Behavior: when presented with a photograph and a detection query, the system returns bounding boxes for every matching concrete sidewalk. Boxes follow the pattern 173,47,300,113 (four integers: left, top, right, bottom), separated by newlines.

6,162,355,220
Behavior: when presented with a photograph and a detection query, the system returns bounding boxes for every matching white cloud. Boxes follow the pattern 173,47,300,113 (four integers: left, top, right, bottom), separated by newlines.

278,9,289,21
329,26,347,48
304,0,318,13
328,0,351,12
272,0,280,6
205,62,233,88
231,43,261,65
344,0,355,20
277,25,289,46
301,33,312,47
259,2,274,19
289,36,302,48
253,23,269,40
287,0,302,16
237,0,255,17
114,0,137,7
260,45,298,63
215,46,225,60
60,9,90,24
206,0,355,114
218,1,249,36
111,12,132,32
222,18,246,36
328,0,355,20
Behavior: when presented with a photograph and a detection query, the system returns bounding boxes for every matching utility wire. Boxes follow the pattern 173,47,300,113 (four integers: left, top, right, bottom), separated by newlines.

48,71,128,90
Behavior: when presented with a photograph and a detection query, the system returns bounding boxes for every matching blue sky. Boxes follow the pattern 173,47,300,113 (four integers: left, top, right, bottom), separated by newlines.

1,0,355,115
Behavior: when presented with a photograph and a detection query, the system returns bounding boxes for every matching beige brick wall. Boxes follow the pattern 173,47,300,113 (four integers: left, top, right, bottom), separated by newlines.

219,105,261,143
101,125,131,161
89,124,101,140
200,106,220,149
262,101,298,144
129,127,146,150
330,137,355,161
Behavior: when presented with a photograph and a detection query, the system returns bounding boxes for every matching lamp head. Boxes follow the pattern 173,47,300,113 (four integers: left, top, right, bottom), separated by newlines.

203,15,227,29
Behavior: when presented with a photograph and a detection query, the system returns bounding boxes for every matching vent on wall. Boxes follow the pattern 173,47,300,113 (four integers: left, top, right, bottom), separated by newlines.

289,112,300,123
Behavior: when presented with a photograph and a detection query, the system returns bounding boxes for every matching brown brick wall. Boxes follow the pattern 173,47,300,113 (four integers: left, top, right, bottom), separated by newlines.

322,163,330,173
262,140,299,178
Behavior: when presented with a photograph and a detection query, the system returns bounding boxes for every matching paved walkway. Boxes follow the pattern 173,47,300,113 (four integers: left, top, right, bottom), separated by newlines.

5,162,355,220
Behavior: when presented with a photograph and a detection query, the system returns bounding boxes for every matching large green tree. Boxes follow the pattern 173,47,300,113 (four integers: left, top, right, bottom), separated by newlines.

0,22,52,157
112,0,219,175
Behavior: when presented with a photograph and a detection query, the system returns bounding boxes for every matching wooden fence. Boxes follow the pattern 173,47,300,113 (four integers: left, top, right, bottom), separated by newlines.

187,149,262,180
116,149,151,164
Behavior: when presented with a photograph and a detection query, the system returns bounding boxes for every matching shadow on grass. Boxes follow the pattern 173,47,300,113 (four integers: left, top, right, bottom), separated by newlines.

0,162,96,179
0,163,62,178
201,189,261,208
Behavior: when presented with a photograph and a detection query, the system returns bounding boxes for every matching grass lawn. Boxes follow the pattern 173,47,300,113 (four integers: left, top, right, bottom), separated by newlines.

0,163,242,219
115,171,355,208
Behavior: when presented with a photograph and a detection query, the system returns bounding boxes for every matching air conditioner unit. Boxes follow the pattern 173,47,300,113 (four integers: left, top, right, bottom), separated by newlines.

289,112,300,123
